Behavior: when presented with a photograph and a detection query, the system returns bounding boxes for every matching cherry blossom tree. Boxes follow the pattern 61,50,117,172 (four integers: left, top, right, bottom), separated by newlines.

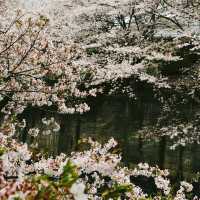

0,1,200,199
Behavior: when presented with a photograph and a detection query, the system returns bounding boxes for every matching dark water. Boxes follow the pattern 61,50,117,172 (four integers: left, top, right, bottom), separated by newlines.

21,96,200,182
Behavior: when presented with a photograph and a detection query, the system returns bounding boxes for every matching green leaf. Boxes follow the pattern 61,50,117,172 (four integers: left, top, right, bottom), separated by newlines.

0,147,6,156
102,183,132,200
59,160,79,188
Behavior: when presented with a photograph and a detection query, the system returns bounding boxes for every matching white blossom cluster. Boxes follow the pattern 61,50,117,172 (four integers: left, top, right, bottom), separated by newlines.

0,130,198,199
132,163,170,195
174,181,194,200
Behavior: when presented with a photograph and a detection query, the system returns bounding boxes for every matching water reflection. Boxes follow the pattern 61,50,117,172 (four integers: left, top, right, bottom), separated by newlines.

21,96,200,181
